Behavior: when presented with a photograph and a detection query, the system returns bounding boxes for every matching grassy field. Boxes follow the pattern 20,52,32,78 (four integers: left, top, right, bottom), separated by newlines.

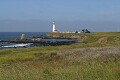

0,32,120,80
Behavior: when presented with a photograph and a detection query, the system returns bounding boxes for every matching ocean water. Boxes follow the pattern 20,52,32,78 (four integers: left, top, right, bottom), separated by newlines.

0,32,77,48
0,32,47,40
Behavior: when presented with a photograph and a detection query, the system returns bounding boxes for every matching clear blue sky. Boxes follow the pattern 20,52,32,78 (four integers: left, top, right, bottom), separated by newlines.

0,0,120,32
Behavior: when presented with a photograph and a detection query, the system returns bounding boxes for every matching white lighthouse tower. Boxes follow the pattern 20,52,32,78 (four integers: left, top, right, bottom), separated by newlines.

52,21,57,32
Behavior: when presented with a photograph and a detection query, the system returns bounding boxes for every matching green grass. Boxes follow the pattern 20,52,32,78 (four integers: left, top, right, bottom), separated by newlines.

0,32,120,80
0,46,119,80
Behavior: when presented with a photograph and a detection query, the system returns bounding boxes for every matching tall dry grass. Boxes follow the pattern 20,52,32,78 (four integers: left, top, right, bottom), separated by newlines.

0,46,119,80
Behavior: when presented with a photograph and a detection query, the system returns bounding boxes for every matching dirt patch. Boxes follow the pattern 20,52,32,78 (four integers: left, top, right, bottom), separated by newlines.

97,37,108,43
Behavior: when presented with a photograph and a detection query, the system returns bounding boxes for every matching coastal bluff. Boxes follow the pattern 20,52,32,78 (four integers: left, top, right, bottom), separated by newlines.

47,32,120,44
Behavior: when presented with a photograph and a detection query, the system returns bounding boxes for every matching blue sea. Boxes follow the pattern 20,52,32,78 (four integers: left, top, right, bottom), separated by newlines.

0,32,76,48
0,32,47,40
